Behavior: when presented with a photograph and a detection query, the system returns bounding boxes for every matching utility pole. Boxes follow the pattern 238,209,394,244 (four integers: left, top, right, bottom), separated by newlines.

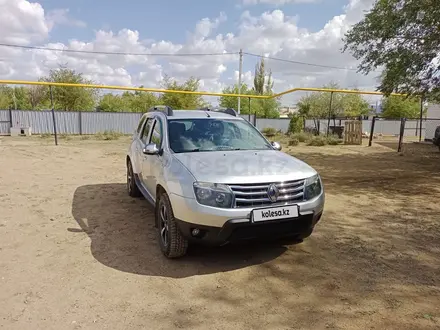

237,49,243,114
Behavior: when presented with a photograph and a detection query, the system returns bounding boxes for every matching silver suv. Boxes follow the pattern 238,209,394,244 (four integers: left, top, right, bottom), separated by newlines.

126,106,325,258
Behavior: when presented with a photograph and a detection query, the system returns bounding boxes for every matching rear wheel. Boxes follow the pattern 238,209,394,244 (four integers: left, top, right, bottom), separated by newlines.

156,192,188,258
127,160,141,197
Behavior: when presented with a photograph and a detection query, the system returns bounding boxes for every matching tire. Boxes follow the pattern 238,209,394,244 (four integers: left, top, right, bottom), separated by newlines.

156,192,188,258
127,160,142,197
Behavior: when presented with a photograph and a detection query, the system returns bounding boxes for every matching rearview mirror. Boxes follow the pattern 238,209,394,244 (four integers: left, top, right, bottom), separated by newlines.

271,141,282,151
143,143,160,155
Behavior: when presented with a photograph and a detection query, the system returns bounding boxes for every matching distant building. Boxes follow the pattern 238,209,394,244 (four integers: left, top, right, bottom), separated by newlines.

369,101,382,114
278,106,298,118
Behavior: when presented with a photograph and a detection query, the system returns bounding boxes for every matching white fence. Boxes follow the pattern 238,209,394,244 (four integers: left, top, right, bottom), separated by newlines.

0,109,432,139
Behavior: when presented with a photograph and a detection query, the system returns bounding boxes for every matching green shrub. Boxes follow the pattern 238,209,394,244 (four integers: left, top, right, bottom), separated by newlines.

291,132,312,143
95,130,123,141
40,133,51,139
288,138,299,146
326,134,341,145
262,127,277,137
307,136,327,146
288,114,304,134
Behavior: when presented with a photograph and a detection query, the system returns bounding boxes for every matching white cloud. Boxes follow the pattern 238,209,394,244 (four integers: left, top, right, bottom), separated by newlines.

0,0,381,105
46,8,86,29
0,0,50,45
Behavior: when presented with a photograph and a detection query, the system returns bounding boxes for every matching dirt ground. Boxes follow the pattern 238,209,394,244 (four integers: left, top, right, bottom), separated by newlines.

1,135,440,330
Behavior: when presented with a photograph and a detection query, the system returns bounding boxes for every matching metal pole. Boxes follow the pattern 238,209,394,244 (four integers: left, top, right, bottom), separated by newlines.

368,116,377,147
237,49,243,114
248,97,251,123
8,106,12,129
419,96,423,142
326,92,334,136
50,86,58,146
397,118,406,153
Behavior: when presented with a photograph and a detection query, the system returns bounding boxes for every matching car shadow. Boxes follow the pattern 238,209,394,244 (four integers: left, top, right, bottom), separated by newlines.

70,184,289,278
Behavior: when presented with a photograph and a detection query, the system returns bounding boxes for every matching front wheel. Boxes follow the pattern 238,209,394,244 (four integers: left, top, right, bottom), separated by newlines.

156,192,188,258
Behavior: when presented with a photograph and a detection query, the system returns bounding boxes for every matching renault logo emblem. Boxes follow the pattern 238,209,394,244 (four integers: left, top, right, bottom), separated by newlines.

267,184,279,202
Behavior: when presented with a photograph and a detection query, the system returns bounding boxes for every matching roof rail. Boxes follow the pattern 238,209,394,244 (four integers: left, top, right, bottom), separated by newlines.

201,107,237,117
148,105,173,116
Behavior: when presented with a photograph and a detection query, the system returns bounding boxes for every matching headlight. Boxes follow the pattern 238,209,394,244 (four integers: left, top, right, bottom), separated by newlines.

304,174,322,200
193,182,234,208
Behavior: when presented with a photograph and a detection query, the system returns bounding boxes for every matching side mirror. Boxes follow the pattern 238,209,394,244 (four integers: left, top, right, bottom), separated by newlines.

271,141,282,151
143,143,160,155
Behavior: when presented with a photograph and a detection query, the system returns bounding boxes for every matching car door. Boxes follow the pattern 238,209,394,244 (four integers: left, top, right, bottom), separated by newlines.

142,117,164,201
136,118,153,184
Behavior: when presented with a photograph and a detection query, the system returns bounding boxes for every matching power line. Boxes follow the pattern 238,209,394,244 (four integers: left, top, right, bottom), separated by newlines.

0,43,238,57
244,51,380,72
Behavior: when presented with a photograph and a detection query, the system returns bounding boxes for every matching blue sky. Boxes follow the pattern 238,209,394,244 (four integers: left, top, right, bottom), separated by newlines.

1,0,379,105
41,0,349,44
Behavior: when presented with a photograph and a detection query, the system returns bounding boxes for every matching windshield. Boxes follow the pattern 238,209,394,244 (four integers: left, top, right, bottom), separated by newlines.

167,118,272,153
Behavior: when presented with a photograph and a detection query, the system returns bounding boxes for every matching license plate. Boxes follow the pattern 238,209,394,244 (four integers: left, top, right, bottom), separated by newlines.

252,205,299,222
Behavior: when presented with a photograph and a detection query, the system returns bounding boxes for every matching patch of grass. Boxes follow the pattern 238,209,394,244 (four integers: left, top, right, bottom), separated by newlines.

288,137,299,146
261,127,277,137
327,134,342,145
290,132,312,143
80,135,91,140
59,133,71,141
95,130,123,141
306,135,328,146
40,133,51,139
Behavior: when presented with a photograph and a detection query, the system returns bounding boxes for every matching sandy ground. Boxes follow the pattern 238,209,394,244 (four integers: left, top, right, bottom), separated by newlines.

1,135,440,330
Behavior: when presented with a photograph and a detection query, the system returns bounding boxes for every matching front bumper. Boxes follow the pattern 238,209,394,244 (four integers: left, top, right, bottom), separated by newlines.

175,212,322,245
169,191,324,245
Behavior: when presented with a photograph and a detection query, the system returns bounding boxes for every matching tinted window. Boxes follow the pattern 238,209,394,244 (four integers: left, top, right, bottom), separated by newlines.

150,119,163,147
140,118,153,144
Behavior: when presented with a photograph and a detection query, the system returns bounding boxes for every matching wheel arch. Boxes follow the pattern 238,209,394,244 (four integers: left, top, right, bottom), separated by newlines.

155,184,167,227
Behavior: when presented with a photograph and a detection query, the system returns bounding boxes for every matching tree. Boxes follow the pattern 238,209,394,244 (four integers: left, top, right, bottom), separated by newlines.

0,86,31,110
0,87,11,109
28,86,46,110
219,83,263,115
341,93,371,117
288,114,304,134
160,75,205,109
297,83,371,119
252,58,280,118
343,0,440,99
381,96,421,118
98,94,128,112
41,66,97,111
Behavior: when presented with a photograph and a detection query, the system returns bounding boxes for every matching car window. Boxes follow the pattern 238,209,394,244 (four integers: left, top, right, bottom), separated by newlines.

140,118,153,144
150,118,163,147
136,116,146,134
167,118,272,153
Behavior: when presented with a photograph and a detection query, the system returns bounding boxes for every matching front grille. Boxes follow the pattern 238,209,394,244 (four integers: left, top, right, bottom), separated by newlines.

228,179,305,208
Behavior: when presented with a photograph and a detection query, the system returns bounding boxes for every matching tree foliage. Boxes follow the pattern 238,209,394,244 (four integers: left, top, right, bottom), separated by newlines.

381,95,421,118
41,66,97,111
160,75,205,109
343,0,440,99
296,83,371,119
218,58,280,118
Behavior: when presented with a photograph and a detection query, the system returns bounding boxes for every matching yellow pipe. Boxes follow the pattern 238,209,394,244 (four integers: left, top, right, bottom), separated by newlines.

0,79,406,99
272,87,405,98
0,80,269,99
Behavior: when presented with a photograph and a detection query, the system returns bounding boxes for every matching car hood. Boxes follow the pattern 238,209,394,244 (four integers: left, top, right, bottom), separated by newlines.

172,150,317,184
